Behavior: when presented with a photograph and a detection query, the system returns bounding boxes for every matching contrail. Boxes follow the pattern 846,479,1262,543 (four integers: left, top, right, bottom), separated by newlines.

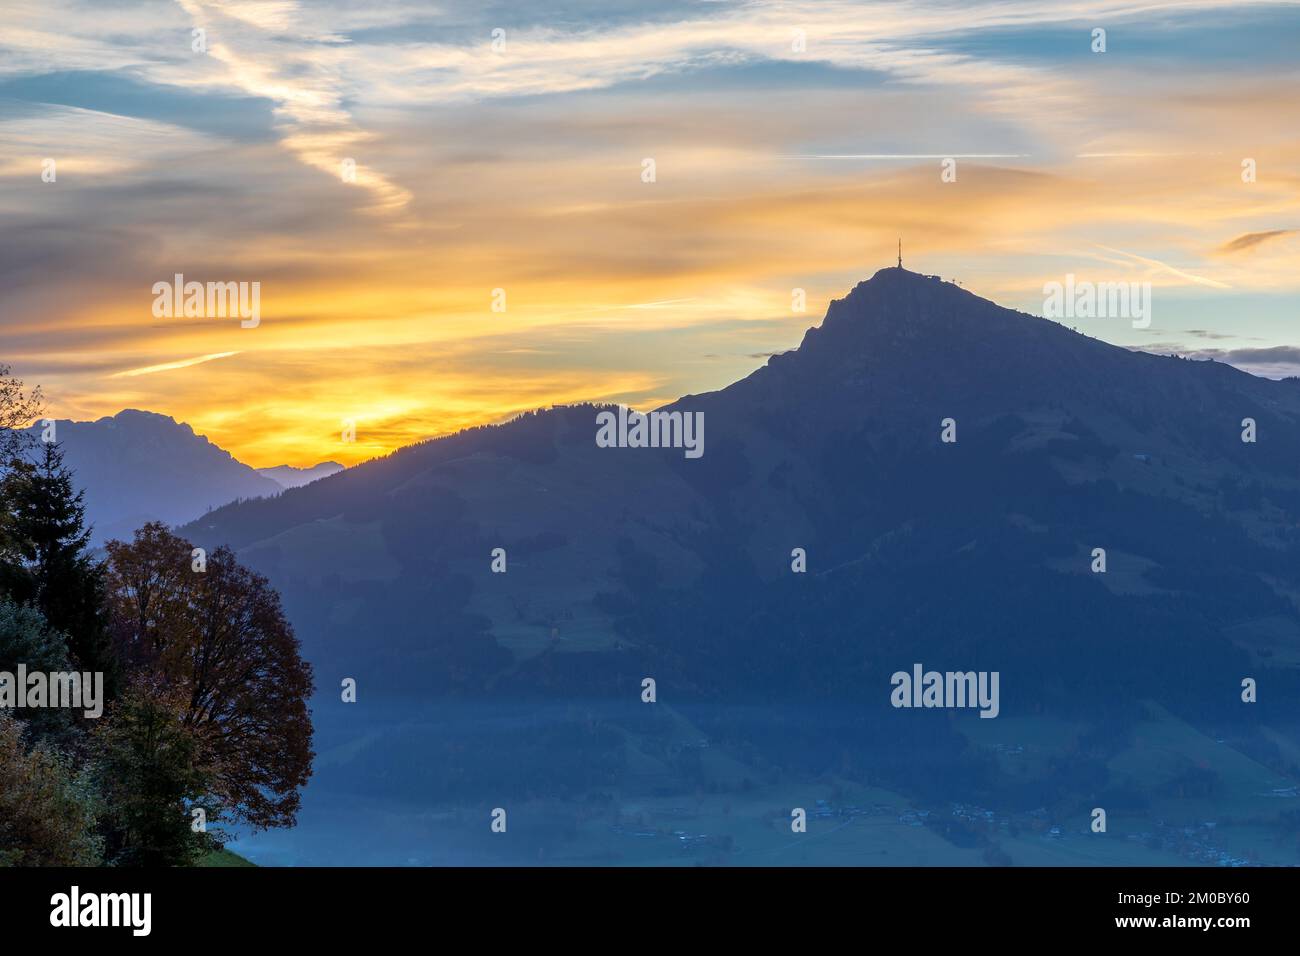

110,351,241,378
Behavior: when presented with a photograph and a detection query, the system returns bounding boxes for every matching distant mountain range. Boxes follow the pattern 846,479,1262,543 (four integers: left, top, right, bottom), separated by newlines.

22,410,342,545
258,462,345,489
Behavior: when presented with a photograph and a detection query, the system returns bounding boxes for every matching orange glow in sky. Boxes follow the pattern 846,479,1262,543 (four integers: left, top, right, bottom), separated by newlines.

2,1,1297,467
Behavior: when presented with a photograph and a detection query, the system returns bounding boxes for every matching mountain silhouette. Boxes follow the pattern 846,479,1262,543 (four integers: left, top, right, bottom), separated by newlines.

184,268,1300,649
179,268,1300,861
27,409,283,546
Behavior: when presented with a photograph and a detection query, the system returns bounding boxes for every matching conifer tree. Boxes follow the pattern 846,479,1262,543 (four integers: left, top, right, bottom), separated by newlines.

3,441,119,697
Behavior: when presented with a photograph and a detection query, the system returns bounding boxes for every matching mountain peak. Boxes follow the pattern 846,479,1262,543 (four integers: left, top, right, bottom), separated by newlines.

784,264,1001,367
100,408,192,436
109,408,178,424
843,263,967,299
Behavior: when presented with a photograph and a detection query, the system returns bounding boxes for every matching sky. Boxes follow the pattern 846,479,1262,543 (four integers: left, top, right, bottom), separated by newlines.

1,0,1297,467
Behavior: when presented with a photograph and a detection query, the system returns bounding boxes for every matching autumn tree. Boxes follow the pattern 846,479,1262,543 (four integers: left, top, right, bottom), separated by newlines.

105,523,314,831
0,363,40,464
0,712,103,866
0,364,41,576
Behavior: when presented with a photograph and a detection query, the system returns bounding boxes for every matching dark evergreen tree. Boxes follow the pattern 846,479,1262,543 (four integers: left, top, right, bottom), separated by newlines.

0,599,74,742
2,441,119,698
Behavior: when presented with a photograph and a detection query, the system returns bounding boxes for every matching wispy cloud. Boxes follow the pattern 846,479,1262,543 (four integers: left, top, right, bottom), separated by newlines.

110,351,241,378
1093,244,1233,290
171,0,413,213
1218,229,1295,253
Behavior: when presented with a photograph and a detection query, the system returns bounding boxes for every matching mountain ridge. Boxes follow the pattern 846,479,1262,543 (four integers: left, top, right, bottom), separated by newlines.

24,408,284,545
179,266,1300,704
168,266,1300,865
184,267,1300,559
